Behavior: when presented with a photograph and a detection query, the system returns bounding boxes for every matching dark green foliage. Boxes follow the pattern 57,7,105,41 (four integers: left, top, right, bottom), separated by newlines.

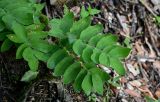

0,1,131,96
48,10,130,95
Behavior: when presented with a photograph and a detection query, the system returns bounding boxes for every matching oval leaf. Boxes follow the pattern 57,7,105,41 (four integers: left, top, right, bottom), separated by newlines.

63,62,81,84
21,70,38,82
91,49,101,63
73,39,86,55
96,35,118,49
88,34,103,46
47,49,67,69
80,25,103,42
54,56,74,76
16,43,28,59
1,38,13,52
82,73,92,95
31,40,53,53
7,34,23,43
99,53,110,67
92,74,103,95
110,58,126,75
82,46,93,63
108,46,131,58
73,69,87,92
12,21,28,42
23,47,39,71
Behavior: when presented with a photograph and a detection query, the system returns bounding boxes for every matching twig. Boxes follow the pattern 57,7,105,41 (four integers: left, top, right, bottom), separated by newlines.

144,19,160,56
131,5,137,36
139,0,156,17
138,63,149,82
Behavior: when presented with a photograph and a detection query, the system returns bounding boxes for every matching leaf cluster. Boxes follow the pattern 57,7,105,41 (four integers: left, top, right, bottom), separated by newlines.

0,1,131,95
48,9,131,95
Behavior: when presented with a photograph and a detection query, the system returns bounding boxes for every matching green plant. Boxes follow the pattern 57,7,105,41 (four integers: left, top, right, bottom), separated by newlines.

155,16,160,26
80,5,100,18
0,0,131,96
145,96,160,102
0,0,45,52
47,9,130,95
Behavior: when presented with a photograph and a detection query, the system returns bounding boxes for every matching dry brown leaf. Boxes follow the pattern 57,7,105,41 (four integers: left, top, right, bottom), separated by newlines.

126,64,140,76
70,6,80,16
155,88,160,98
134,41,144,56
124,89,141,97
153,61,160,69
138,86,155,99
129,80,142,88
120,77,127,83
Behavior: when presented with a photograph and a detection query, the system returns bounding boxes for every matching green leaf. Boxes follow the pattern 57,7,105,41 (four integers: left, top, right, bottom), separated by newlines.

80,6,89,18
26,23,45,31
108,80,121,87
0,20,5,32
0,8,5,17
30,40,53,53
54,57,74,76
64,5,69,15
12,21,28,42
0,33,6,41
84,63,96,70
103,45,115,53
33,3,44,15
67,32,78,43
63,62,81,84
33,50,51,62
91,49,101,63
4,2,30,11
47,49,67,69
7,34,23,43
1,38,13,52
82,73,92,95
22,47,35,62
110,58,125,75
155,16,160,26
60,12,74,33
21,70,38,82
73,69,87,92
99,53,110,67
11,7,33,25
108,46,131,58
89,8,100,15
0,0,24,8
108,76,121,87
124,37,131,48
16,43,28,59
92,74,103,95
96,35,118,49
69,16,91,38
89,68,110,82
80,25,103,42
89,34,103,46
73,39,86,55
49,12,74,39
82,46,93,63
23,47,39,71
2,14,14,30
28,31,48,40
49,19,64,39
28,0,37,3
28,58,39,71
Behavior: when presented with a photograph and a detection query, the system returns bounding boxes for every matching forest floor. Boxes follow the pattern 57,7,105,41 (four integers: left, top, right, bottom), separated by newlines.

0,0,160,102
